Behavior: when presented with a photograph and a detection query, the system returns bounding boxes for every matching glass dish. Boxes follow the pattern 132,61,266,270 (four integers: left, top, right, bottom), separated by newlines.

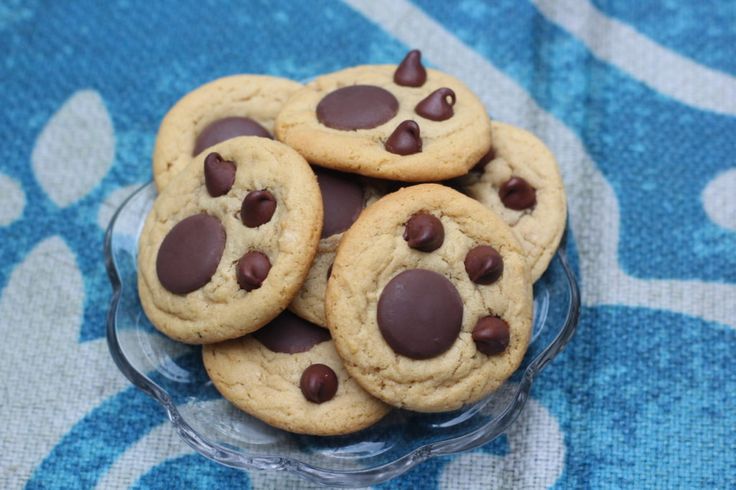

105,182,580,487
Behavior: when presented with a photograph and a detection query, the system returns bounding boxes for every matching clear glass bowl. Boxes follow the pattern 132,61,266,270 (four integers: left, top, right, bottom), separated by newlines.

105,183,580,487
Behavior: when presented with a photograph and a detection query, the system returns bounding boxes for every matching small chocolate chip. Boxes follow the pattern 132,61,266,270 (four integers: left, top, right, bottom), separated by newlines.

236,251,271,291
193,117,271,155
241,190,277,228
316,168,364,238
465,245,504,284
415,88,456,121
385,120,422,155
156,214,226,295
300,364,338,403
499,177,536,210
471,148,495,173
403,213,444,252
472,316,510,355
317,85,399,130
204,152,236,197
377,269,463,359
253,311,330,353
394,49,427,87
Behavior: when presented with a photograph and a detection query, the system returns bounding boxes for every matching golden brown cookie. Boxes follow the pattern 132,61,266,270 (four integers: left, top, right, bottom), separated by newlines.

203,311,390,435
325,184,533,412
288,168,383,327
138,136,322,344
458,121,567,281
275,50,492,182
153,75,302,190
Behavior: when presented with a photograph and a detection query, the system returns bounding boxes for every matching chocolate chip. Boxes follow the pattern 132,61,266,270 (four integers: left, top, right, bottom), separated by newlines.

193,117,271,155
253,310,330,354
394,49,427,87
316,85,399,130
385,120,422,155
499,177,536,210
471,148,495,173
415,88,456,121
156,214,226,295
315,168,364,238
241,190,277,228
236,251,271,291
403,213,444,252
204,152,236,197
377,269,463,359
472,316,510,355
465,245,504,285
300,364,338,403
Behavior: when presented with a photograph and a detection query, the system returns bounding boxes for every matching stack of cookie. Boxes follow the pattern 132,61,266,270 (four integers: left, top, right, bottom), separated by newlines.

137,50,567,436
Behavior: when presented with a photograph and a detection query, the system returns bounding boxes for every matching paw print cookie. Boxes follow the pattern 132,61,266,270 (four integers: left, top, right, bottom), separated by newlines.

459,121,567,281
325,184,532,412
153,75,302,190
203,311,390,435
138,136,322,344
275,50,492,182
289,167,382,327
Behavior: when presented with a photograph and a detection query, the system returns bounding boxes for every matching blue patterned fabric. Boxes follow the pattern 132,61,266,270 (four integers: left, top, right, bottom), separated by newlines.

1,1,734,488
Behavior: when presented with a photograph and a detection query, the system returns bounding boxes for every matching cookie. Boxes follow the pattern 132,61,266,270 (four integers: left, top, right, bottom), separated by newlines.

275,50,492,182
203,311,390,435
138,136,322,344
459,121,567,281
325,184,533,412
288,168,382,327
153,75,302,190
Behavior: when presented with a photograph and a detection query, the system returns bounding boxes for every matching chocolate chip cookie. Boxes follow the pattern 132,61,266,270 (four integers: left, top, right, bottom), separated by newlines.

153,75,302,190
138,136,322,344
275,50,492,182
325,184,533,412
203,311,390,435
459,121,567,281
288,168,383,327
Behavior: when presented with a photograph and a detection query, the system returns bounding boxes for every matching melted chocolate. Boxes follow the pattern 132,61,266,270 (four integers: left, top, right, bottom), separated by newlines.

193,117,271,155
415,88,456,121
316,85,399,130
377,269,463,359
385,120,422,155
315,168,364,238
156,214,226,295
465,245,504,285
236,251,271,291
253,311,331,354
403,213,444,252
204,152,236,197
241,190,277,228
394,49,427,87
300,364,338,403
472,316,510,355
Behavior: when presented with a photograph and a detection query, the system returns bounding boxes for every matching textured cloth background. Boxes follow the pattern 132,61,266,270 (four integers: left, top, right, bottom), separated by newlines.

1,0,735,488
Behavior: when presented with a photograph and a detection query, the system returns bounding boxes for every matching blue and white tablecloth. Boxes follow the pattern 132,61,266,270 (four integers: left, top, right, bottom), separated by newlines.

1,1,734,488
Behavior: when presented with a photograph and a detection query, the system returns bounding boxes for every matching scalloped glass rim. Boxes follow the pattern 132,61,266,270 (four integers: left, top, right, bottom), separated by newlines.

105,182,580,487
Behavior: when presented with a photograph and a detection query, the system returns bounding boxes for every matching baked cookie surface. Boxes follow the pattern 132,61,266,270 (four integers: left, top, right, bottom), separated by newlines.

275,51,492,182
153,75,302,190
288,168,382,327
138,136,322,344
203,311,390,435
459,121,567,281
325,184,533,412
